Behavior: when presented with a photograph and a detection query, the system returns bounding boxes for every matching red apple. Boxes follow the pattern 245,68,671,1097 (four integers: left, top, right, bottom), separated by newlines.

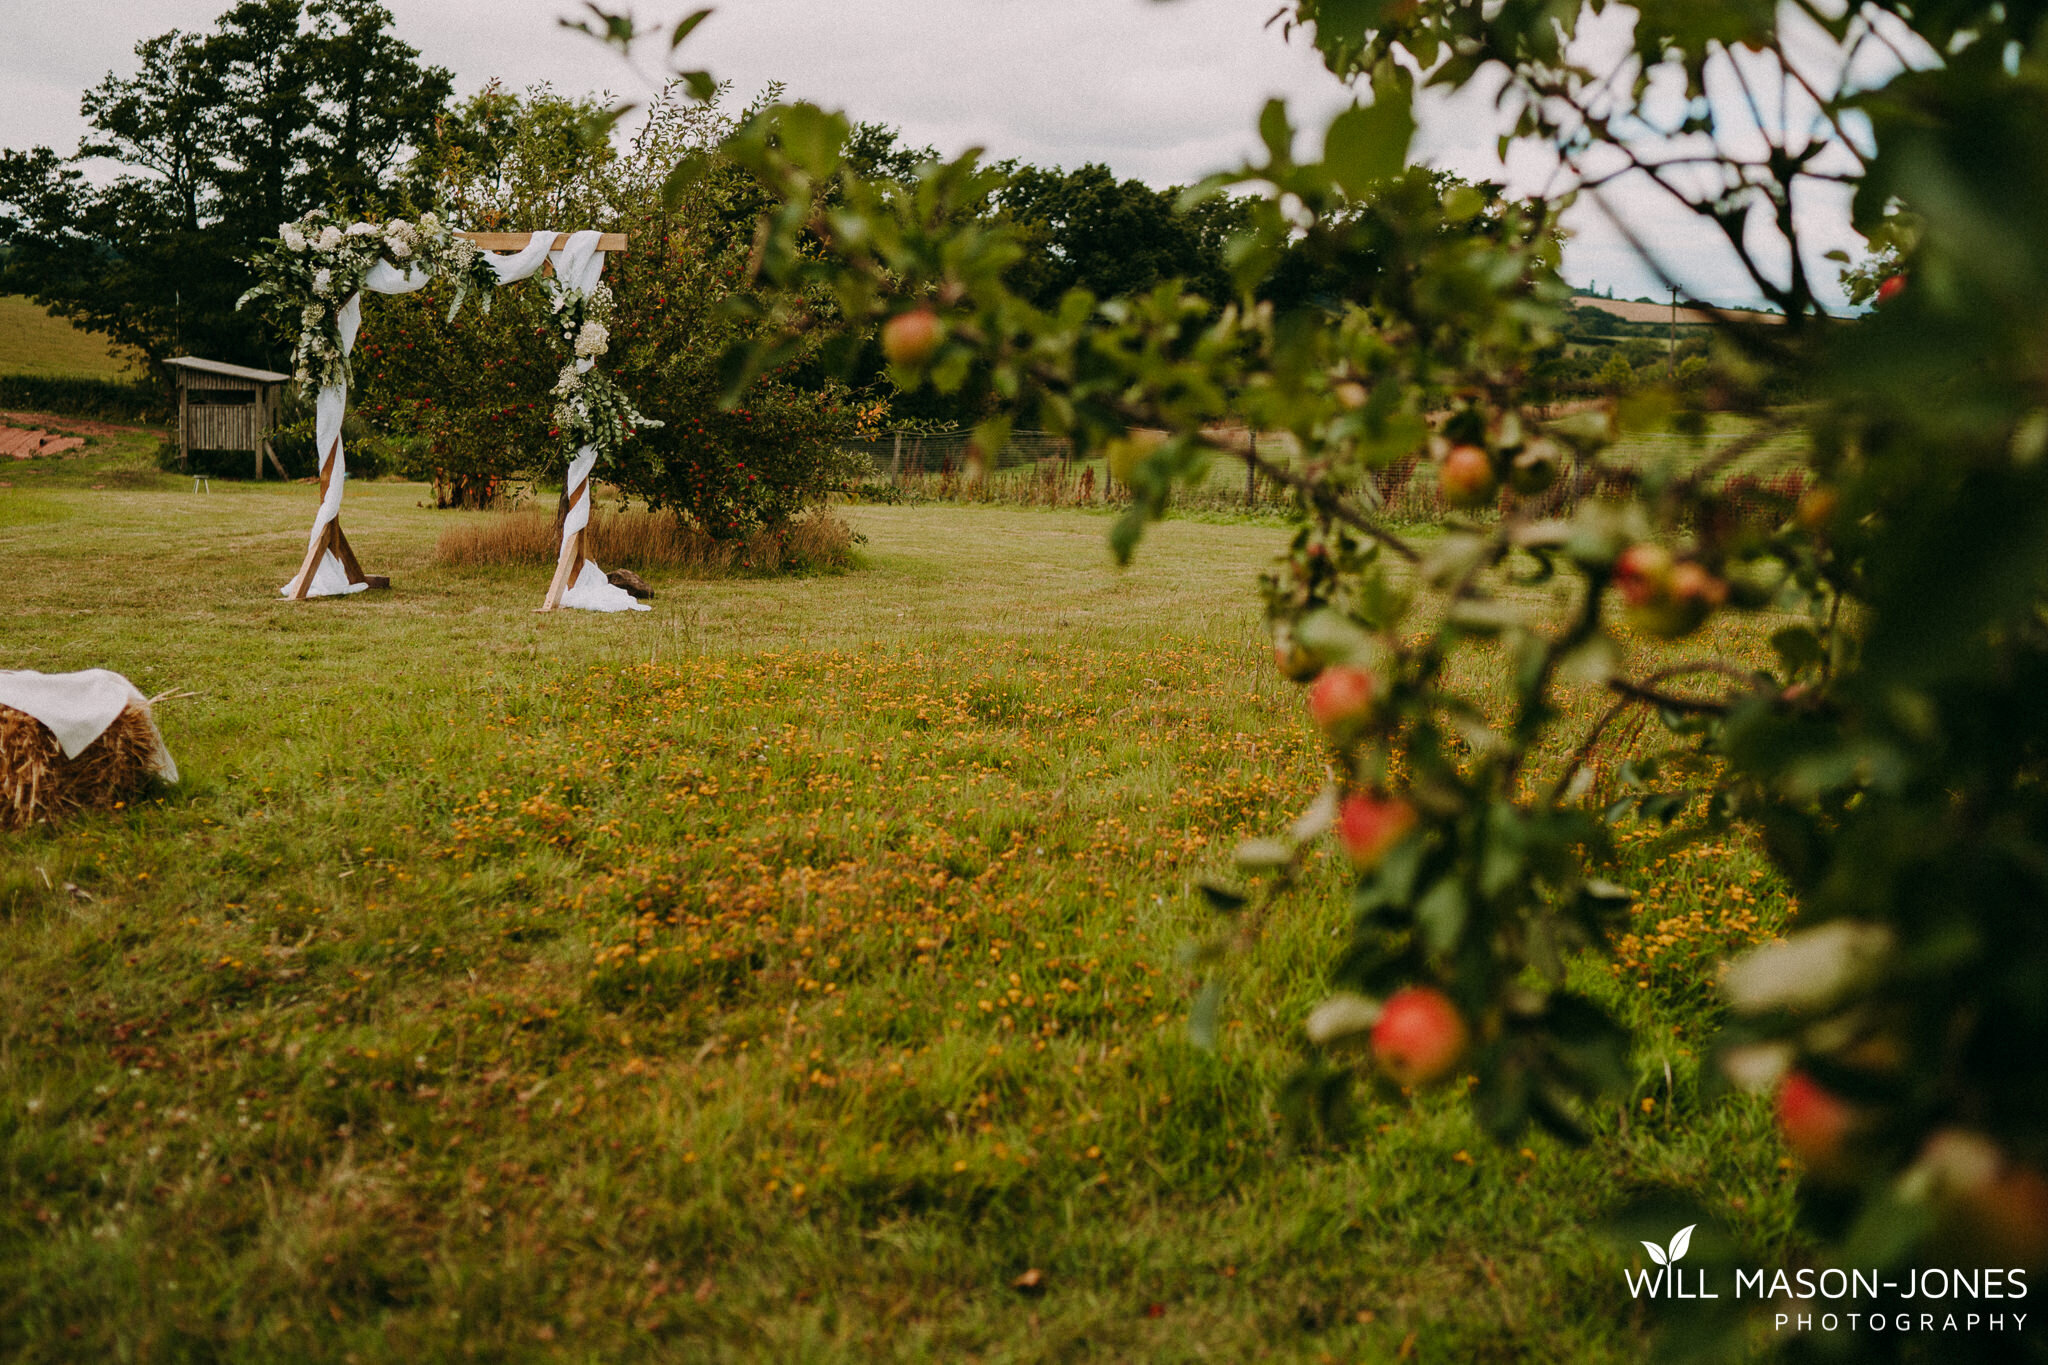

1335,791,1416,868
1438,444,1498,508
1876,274,1906,305
1615,544,1723,637
882,308,942,367
1971,1163,2048,1267
1777,1071,1855,1166
1371,987,1469,1087
1796,487,1838,532
1668,560,1728,608
1308,664,1377,733
1613,543,1675,607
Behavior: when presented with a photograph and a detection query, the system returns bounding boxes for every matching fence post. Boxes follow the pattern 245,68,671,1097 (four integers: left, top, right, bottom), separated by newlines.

1245,427,1258,507
892,431,903,486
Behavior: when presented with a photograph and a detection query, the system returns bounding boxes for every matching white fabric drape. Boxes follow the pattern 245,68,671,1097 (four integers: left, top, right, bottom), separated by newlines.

282,260,433,598
0,669,179,781
546,229,647,613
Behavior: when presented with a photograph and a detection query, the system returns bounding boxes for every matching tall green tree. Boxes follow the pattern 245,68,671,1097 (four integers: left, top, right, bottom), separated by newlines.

0,0,451,377
305,0,455,213
996,163,1244,309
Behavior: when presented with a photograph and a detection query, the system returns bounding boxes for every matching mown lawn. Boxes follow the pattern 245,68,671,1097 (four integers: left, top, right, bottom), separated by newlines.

2,442,1803,1361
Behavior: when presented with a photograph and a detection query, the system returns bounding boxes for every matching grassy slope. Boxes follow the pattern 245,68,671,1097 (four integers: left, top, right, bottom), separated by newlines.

0,440,1801,1362
0,297,144,381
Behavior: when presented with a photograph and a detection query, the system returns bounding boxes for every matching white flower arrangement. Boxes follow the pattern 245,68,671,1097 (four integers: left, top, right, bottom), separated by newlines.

534,266,658,465
240,209,506,390
242,211,657,469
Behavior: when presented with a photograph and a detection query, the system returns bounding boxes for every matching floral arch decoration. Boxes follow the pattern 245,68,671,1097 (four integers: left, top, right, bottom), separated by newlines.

241,214,658,612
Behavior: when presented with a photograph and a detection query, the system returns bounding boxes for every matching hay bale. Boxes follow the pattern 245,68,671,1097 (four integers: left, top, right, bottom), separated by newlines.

0,702,166,830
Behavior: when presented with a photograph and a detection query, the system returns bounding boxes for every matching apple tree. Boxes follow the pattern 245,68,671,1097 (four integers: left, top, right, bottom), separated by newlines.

590,1,2048,1351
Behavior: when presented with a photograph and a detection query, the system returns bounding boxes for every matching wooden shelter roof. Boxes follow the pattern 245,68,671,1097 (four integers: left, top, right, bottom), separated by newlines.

165,356,293,384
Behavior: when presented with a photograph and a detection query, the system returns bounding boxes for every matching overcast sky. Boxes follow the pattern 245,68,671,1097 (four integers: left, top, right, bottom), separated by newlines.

4,1,1877,307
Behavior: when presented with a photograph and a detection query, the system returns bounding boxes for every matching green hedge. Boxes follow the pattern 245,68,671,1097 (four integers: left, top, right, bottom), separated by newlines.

0,374,170,424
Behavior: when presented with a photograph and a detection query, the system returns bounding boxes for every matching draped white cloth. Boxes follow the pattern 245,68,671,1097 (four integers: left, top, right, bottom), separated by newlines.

283,259,433,598
546,230,647,613
0,669,179,781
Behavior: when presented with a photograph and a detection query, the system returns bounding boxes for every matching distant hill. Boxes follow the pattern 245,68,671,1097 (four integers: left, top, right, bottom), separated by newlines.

0,296,145,379
1569,295,1785,327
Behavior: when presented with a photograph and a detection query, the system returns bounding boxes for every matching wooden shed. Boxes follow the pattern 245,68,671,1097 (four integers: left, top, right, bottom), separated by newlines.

166,356,290,479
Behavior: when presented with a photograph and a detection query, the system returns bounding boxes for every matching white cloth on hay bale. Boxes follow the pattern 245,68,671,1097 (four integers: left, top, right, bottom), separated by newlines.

0,669,179,780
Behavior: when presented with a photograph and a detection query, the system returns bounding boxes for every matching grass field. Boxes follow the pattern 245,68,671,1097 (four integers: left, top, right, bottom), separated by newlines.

1,435,1804,1361
0,297,144,381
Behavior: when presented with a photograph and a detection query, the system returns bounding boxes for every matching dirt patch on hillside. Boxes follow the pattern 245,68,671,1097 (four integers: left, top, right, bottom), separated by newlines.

0,425,85,458
0,410,156,438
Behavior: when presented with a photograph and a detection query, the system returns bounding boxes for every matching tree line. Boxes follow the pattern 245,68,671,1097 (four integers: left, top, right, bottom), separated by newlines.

0,0,1606,522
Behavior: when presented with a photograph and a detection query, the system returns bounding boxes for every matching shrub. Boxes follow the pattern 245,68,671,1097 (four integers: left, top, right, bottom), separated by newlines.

0,374,168,423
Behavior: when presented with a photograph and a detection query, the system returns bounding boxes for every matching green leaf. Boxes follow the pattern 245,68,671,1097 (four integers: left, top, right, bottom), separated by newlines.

669,8,713,50
1322,81,1414,197
1188,977,1224,1050
1108,507,1147,566
1444,185,1485,222
1770,625,1826,674
1415,878,1467,955
776,103,849,179
1309,0,1391,58
1258,99,1295,170
1198,882,1248,914
973,415,1012,467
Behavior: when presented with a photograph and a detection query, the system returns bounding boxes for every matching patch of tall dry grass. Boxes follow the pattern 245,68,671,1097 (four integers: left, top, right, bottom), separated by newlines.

434,506,859,576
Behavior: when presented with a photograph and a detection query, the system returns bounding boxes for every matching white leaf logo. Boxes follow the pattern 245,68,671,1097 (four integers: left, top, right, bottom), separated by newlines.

1640,1240,1667,1266
1666,1224,1696,1264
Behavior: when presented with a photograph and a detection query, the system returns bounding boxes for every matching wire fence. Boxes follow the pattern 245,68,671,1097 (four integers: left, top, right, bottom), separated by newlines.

843,430,1074,477
841,428,1305,511
839,426,1813,526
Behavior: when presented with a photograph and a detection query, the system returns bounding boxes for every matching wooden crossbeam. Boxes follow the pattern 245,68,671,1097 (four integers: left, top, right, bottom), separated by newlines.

457,232,629,253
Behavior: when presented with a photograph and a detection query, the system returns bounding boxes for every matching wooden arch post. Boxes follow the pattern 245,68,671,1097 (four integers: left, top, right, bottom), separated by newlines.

451,234,634,614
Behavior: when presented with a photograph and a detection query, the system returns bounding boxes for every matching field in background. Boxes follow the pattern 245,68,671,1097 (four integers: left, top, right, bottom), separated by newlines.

0,296,144,381
0,441,1803,1361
